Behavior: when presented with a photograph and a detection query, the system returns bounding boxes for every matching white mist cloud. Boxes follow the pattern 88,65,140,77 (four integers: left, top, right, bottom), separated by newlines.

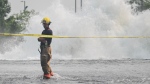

1,0,150,60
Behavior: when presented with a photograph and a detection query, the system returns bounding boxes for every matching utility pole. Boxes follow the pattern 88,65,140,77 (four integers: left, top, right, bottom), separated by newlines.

81,0,82,9
140,0,144,12
75,0,77,13
21,1,28,12
75,0,83,13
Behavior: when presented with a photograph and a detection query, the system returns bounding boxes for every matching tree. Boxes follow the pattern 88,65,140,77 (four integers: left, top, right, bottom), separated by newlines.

0,0,37,53
0,0,11,32
127,0,150,12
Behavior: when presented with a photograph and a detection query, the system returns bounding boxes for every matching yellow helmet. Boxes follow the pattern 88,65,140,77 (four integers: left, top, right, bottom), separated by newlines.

41,17,51,24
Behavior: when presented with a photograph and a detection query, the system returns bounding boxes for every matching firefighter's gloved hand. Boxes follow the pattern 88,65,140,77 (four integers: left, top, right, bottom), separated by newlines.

38,37,46,42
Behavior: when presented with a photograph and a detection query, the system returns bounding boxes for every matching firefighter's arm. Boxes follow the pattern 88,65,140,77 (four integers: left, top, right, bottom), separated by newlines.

38,37,46,42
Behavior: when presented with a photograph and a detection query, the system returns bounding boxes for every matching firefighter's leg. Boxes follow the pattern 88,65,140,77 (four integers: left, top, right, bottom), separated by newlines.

47,47,53,75
40,46,51,74
40,55,51,74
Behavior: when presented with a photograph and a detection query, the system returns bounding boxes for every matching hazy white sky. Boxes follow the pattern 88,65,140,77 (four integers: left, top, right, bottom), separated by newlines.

8,0,81,14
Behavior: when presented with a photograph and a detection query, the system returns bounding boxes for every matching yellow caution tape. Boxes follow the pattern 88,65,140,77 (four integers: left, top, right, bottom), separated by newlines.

0,33,150,38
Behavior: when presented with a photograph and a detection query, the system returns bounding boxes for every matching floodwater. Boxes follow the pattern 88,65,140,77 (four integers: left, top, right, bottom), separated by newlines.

0,59,150,84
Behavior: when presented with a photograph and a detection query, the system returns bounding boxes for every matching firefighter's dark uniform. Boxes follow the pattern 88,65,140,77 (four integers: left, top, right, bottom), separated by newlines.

40,28,53,75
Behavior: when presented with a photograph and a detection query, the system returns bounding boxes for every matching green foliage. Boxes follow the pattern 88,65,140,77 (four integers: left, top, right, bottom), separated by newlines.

0,0,37,54
4,10,37,33
0,0,11,32
127,0,150,12
143,0,150,10
0,0,11,17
